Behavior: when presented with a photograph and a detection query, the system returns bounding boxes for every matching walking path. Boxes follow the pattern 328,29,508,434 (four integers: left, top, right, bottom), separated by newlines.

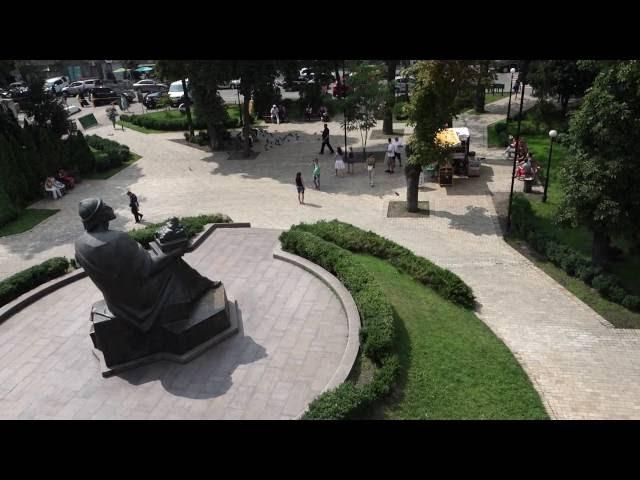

3,92,640,419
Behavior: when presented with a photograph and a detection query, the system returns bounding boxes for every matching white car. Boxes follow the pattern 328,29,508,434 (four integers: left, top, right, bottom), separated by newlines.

62,79,102,96
44,76,70,94
230,79,241,89
64,105,81,116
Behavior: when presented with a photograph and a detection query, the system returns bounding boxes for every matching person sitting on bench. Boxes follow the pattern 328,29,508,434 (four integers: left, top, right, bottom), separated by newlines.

45,176,64,199
57,168,75,189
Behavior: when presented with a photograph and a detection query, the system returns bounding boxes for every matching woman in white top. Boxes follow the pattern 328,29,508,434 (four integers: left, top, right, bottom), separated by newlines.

45,176,64,200
334,146,346,176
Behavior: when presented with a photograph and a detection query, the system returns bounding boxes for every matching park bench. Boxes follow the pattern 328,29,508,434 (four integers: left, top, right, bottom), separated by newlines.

486,83,505,95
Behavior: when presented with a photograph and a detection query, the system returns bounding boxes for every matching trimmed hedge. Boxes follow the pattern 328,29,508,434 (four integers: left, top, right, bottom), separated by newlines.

120,113,240,132
0,257,70,308
128,213,233,248
279,229,399,419
288,220,476,309
511,194,640,313
85,135,130,168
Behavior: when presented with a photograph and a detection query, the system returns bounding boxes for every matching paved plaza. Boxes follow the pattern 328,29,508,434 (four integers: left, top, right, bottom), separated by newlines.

0,228,351,419
2,91,640,419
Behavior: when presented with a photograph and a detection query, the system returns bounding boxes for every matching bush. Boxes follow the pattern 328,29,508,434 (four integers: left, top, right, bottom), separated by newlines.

288,220,475,309
622,295,640,312
128,213,232,248
393,101,408,120
0,257,69,307
120,113,207,131
279,228,399,419
0,184,19,228
64,132,95,174
510,193,638,311
85,135,130,168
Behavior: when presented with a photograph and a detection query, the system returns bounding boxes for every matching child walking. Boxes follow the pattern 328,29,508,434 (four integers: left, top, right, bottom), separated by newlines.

295,172,305,204
312,158,320,189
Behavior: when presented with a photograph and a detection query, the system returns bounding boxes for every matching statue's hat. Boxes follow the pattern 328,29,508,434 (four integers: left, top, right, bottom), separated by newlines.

79,198,103,222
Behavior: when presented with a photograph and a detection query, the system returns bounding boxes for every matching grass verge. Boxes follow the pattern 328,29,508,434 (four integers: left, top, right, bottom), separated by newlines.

0,209,59,237
506,237,640,329
116,120,164,134
354,254,548,419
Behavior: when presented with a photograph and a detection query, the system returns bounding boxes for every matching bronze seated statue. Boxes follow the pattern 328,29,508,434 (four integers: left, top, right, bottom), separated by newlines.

75,198,231,373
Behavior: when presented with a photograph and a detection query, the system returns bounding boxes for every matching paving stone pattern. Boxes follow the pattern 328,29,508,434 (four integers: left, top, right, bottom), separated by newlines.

0,228,349,419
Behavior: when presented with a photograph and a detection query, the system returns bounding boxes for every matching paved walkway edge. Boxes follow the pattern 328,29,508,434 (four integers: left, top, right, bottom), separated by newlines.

273,248,361,418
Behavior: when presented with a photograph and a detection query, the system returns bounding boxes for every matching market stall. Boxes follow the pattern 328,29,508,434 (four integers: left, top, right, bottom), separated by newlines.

434,127,477,184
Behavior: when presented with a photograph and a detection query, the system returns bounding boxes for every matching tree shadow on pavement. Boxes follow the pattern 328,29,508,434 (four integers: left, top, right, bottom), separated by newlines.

196,128,409,199
429,205,501,237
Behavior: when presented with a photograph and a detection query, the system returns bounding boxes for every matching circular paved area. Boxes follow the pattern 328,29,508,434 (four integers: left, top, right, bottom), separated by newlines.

0,228,350,419
3,92,640,419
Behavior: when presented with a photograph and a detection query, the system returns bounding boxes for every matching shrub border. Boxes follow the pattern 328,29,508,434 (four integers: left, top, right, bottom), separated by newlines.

510,193,640,314
289,220,476,309
279,228,399,419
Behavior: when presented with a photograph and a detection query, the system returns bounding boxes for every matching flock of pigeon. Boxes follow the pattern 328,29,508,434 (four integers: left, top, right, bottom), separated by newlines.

251,128,302,152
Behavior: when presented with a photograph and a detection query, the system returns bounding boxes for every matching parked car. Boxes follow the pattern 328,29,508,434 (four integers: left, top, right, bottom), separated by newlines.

143,91,169,109
64,105,81,116
91,87,120,106
44,76,70,94
394,75,415,95
230,79,241,89
133,79,168,93
168,79,194,107
62,79,102,96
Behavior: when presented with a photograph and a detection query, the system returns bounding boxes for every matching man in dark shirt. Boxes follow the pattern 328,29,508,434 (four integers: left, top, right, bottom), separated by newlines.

126,190,143,223
319,123,334,154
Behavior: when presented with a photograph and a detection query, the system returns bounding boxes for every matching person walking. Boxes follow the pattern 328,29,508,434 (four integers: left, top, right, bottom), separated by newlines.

126,190,143,223
334,146,346,176
107,102,119,129
386,138,396,173
295,172,305,204
513,81,520,99
366,153,376,187
346,147,355,174
120,93,130,113
394,136,404,167
320,123,334,154
312,158,321,189
270,104,279,124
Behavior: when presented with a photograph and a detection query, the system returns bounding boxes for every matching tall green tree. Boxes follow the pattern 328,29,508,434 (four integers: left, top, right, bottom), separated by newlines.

339,63,386,161
156,60,195,138
233,61,279,157
527,60,598,115
20,75,68,137
383,60,397,135
558,61,640,265
404,61,473,212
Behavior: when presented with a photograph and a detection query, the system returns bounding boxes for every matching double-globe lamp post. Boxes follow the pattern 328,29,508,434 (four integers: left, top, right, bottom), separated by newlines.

542,129,558,203
506,67,516,124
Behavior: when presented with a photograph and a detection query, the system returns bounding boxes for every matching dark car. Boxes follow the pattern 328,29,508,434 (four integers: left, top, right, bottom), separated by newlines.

91,87,120,106
143,91,169,109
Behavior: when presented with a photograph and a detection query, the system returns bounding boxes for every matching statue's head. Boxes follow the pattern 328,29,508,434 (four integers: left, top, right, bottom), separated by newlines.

79,198,116,232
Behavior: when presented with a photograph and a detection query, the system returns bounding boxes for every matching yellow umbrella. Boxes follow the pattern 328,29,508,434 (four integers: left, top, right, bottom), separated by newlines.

435,128,460,147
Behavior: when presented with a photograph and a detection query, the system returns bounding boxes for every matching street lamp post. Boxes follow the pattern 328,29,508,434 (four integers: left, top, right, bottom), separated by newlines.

236,87,243,127
506,67,516,124
343,60,348,161
506,70,527,233
542,129,558,202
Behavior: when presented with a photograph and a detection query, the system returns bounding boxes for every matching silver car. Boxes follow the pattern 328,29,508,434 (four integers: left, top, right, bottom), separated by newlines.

132,79,168,93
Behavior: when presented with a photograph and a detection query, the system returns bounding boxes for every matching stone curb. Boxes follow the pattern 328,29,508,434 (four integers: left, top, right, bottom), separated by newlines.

0,223,251,325
273,248,361,420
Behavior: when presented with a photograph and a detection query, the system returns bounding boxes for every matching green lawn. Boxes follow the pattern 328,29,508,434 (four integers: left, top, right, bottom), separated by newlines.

84,149,142,180
354,254,549,420
485,93,507,104
506,238,640,329
0,209,59,237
